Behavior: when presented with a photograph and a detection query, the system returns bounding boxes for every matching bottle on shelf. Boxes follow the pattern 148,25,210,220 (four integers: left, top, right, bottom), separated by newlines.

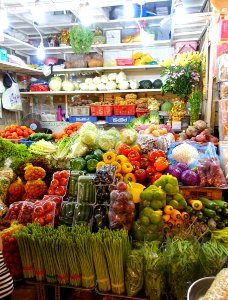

57,105,63,121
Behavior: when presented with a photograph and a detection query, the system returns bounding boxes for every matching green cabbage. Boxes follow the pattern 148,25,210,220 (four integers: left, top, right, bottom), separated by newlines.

80,130,97,146
98,133,117,151
120,129,138,145
49,77,62,91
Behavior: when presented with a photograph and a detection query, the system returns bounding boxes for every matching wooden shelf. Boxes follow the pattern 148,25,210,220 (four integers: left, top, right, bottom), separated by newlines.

20,89,161,95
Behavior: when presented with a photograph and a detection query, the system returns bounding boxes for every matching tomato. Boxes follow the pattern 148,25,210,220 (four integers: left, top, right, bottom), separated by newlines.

53,172,62,180
33,206,44,217
23,130,29,137
52,196,62,206
45,213,53,224
12,132,18,139
51,179,59,187
34,217,45,226
60,170,69,179
16,128,23,136
43,201,54,213
48,188,55,195
59,178,68,186
5,131,11,137
55,186,66,196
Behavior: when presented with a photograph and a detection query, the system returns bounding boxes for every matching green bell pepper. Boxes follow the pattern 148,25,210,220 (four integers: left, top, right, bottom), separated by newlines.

85,154,96,161
70,157,86,171
87,159,99,173
93,149,104,161
140,189,154,202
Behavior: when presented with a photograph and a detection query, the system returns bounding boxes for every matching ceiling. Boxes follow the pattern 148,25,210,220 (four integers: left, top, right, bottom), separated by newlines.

0,0,211,57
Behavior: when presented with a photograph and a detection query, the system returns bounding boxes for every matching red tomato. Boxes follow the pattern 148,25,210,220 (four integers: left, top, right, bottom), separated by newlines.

5,131,11,138
45,213,53,224
43,201,54,213
55,186,66,196
34,217,45,226
53,172,62,180
33,206,44,217
51,179,59,187
60,171,69,179
59,178,68,186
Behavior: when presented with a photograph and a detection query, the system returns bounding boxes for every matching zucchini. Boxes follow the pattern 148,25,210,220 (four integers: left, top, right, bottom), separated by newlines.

200,197,218,210
214,200,228,208
195,211,204,220
202,207,216,218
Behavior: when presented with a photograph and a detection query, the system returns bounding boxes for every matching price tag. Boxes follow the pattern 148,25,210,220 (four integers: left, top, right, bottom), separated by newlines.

172,121,182,131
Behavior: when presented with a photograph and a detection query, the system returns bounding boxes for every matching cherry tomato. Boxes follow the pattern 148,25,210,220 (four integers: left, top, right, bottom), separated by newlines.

51,179,59,188
55,186,66,196
45,213,53,224
53,172,62,180
34,217,45,226
59,178,68,186
60,171,69,179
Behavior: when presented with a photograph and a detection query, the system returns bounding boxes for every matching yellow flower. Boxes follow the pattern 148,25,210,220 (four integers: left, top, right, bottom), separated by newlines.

161,57,173,67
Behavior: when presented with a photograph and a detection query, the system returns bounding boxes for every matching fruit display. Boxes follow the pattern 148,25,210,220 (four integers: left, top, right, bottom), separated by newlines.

109,181,135,231
2,202,23,227
0,124,34,139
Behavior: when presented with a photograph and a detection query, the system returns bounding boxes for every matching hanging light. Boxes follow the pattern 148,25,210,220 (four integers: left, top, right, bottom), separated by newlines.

124,0,135,19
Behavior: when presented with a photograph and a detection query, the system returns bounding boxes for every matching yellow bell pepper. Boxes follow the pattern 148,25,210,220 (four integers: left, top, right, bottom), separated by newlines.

121,163,133,174
124,173,136,183
141,53,153,63
134,58,142,66
111,161,121,173
96,161,105,170
103,152,116,164
116,155,129,165
115,173,123,182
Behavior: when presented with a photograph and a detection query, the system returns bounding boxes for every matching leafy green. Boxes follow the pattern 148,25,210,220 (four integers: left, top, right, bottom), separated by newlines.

0,137,34,171
52,134,78,160
69,25,94,54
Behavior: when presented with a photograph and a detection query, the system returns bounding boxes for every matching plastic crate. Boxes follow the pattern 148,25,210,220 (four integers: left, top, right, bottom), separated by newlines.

105,116,135,124
69,116,98,123
136,109,150,117
114,104,136,116
20,139,35,148
69,106,90,116
179,187,223,200
90,105,113,116
175,41,198,54
116,58,135,66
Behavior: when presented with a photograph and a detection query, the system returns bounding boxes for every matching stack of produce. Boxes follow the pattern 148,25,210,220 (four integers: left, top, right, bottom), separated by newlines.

136,97,148,115
0,124,34,139
52,123,82,141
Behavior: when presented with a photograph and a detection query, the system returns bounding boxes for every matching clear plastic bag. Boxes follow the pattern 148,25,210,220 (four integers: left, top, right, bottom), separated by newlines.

42,195,63,226
18,201,34,225
59,201,76,226
48,170,70,197
0,175,11,203
32,200,56,226
0,201,8,219
92,204,109,232
2,201,24,227
93,164,116,185
137,133,174,153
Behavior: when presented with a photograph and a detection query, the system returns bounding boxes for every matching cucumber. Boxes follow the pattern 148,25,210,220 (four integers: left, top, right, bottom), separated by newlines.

202,207,216,218
200,197,218,210
195,211,204,220
214,200,228,209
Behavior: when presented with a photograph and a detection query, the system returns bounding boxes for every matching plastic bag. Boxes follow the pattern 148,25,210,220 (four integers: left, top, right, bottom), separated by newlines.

0,175,11,203
73,203,93,226
92,204,109,232
0,201,8,219
137,133,174,153
120,128,138,145
197,157,227,188
93,164,116,185
48,170,70,197
0,158,15,181
168,141,218,169
125,249,144,297
98,129,119,151
2,74,22,111
2,201,24,227
18,201,34,225
42,195,63,226
71,139,89,157
32,200,56,226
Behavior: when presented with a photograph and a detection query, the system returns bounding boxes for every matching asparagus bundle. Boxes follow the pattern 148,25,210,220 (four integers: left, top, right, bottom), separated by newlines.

66,238,82,287
53,237,70,285
91,233,111,292
15,228,34,279
73,225,95,289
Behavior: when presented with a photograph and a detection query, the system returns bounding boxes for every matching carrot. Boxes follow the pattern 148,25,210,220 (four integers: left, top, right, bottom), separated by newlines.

162,214,170,222
171,209,181,220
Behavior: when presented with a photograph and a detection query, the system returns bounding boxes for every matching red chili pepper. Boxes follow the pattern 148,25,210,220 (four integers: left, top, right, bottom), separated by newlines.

131,161,140,171
134,169,146,183
146,166,157,179
128,150,141,162
140,154,150,169
118,144,131,156
151,172,163,184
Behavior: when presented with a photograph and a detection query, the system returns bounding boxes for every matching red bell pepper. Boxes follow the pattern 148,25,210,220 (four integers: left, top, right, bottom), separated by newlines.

118,144,131,156
148,150,166,163
128,150,141,162
131,161,140,171
146,166,157,179
151,172,163,184
140,154,150,169
134,169,146,183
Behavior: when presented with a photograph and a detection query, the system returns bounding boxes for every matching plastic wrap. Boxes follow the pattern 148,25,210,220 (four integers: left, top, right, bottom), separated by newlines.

42,195,63,226
73,203,93,226
0,175,11,203
2,201,23,227
48,170,70,197
125,249,144,297
92,204,109,232
18,201,34,225
93,164,116,185
109,187,135,231
0,201,8,220
77,175,96,204
197,157,227,188
137,133,174,153
32,200,56,226
59,201,76,226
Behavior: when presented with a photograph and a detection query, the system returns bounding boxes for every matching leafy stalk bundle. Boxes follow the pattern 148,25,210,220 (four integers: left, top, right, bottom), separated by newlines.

72,225,95,289
15,229,34,279
199,240,228,277
102,229,131,295
144,242,166,300
125,249,144,297
165,238,200,300
66,239,81,287
91,233,111,292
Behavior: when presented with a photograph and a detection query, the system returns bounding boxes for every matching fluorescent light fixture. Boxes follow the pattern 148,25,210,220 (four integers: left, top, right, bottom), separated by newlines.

124,1,135,19
37,42,45,60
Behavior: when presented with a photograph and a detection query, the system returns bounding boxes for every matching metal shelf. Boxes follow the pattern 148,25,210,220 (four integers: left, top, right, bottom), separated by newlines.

20,89,162,95
0,60,42,75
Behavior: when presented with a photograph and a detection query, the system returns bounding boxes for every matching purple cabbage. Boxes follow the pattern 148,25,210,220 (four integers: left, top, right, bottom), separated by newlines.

176,162,189,172
167,165,182,180
181,170,198,186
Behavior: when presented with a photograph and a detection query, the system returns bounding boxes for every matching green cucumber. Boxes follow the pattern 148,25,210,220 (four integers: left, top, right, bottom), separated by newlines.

195,211,204,220
214,200,228,208
186,206,194,214
200,197,218,210
202,207,216,218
